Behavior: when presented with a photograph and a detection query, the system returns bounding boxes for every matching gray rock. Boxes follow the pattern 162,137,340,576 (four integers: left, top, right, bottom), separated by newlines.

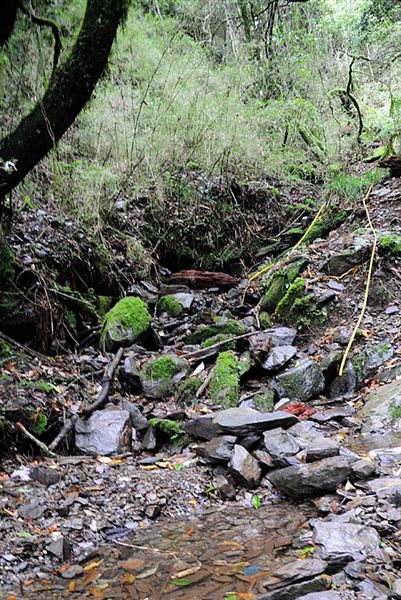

296,593,341,600
367,478,401,497
213,407,298,435
263,428,300,466
306,439,339,462
30,466,63,486
311,519,381,568
273,558,328,583
320,350,342,382
353,343,394,383
324,235,372,276
392,578,401,599
238,350,252,376
332,326,352,345
268,456,354,498
197,435,236,462
328,362,356,398
120,400,148,431
184,415,219,440
19,501,46,520
171,292,194,310
256,575,331,600
228,444,262,488
254,449,274,469
273,358,325,401
312,406,354,423
262,345,297,372
142,425,157,450
75,409,131,456
140,353,189,399
47,536,71,561
268,327,297,347
351,459,376,479
359,379,401,435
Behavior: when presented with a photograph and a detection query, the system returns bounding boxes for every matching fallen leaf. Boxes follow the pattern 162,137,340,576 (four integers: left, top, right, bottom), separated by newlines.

120,558,145,571
172,578,192,587
96,456,125,465
122,573,136,584
83,560,104,571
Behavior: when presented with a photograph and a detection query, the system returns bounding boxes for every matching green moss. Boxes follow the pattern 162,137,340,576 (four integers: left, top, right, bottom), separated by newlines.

189,318,245,345
97,296,113,318
31,412,48,436
0,239,16,283
145,355,177,380
188,326,219,344
201,333,235,350
148,418,184,440
20,380,54,394
213,317,246,336
276,277,305,321
262,270,287,312
100,296,151,351
158,295,183,317
177,378,202,403
379,234,401,257
286,258,308,283
209,351,239,407
259,312,272,329
0,338,13,359
390,403,401,419
253,389,275,412
304,208,347,243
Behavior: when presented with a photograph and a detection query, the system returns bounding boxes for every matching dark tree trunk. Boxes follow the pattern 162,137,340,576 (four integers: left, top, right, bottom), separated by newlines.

0,0,127,197
1,0,18,46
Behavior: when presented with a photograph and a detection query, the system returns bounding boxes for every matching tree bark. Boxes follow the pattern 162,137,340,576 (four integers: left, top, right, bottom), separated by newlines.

0,0,127,197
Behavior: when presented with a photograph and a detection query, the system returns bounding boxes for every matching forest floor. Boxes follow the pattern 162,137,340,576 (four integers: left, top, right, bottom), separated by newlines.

1,176,401,600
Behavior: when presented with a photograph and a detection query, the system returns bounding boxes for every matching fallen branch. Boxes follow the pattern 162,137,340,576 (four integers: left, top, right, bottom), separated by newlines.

183,329,269,360
49,347,124,451
16,422,57,457
195,368,213,398
0,330,49,361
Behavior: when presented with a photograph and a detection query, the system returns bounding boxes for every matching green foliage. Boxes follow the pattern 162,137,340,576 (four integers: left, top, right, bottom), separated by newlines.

324,168,383,202
209,351,239,407
201,334,235,350
0,338,13,360
100,297,151,350
253,389,275,412
31,412,48,436
262,270,287,312
148,417,184,440
145,356,177,380
390,403,401,420
189,318,245,344
158,295,183,317
379,234,401,256
259,312,272,329
177,378,201,403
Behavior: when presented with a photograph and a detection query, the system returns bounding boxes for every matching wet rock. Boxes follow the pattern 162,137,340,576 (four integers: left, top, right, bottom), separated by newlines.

75,409,131,455
262,345,297,372
324,235,372,276
197,435,236,462
305,439,339,462
213,407,298,435
268,456,354,498
311,519,381,569
272,558,328,583
312,406,354,423
351,459,376,479
257,575,331,600
273,358,325,401
183,415,220,440
263,428,300,466
228,444,262,488
120,400,148,431
359,379,401,435
30,466,63,486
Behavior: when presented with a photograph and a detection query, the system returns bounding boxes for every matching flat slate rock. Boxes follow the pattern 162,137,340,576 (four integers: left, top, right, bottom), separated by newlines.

256,575,331,600
268,456,354,498
311,519,381,568
183,415,220,440
272,558,328,583
312,406,354,423
297,593,341,600
262,345,297,372
213,407,298,435
75,408,131,456
197,435,236,462
228,444,261,488
263,428,300,465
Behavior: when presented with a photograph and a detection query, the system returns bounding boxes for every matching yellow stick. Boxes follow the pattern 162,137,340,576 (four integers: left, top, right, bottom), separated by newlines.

248,202,325,283
339,184,376,377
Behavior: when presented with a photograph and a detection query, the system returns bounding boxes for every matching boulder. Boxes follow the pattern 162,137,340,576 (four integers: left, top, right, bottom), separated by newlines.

170,292,194,310
75,409,131,455
256,575,331,600
311,519,381,569
268,456,354,498
273,358,325,401
197,435,236,462
324,235,372,276
228,444,262,488
328,362,356,398
262,345,297,372
100,297,151,351
359,379,401,435
272,558,328,584
263,428,300,466
352,343,394,383
140,353,189,399
213,407,298,435
183,415,219,440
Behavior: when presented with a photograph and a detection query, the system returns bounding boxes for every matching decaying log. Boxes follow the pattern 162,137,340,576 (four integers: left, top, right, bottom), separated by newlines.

169,270,238,288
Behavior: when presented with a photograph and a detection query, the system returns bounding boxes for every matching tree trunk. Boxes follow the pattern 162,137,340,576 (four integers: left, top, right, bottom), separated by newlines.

0,0,127,198
0,0,18,47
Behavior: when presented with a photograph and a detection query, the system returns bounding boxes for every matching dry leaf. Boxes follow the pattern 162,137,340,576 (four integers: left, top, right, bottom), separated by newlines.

119,558,145,571
122,573,136,584
83,560,104,571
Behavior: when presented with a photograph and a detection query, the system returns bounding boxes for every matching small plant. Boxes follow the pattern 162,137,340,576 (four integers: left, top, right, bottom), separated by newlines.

390,403,401,420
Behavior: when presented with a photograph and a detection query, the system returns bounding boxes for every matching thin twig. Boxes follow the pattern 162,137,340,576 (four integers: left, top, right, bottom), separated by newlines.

196,368,213,398
16,422,57,457
183,329,269,360
18,2,62,72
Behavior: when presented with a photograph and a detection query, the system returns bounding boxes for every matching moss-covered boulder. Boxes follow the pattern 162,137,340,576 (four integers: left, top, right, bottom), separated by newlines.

148,418,184,441
100,297,152,351
209,351,240,408
140,353,189,399
379,234,401,257
158,295,183,317
261,258,308,313
189,317,246,345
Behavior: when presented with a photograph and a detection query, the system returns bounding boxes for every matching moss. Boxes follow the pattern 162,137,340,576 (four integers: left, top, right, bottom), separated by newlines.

214,317,246,336
188,325,219,344
262,270,287,312
189,318,245,345
0,338,13,359
201,333,235,350
0,239,16,283
259,312,272,329
145,356,177,380
97,295,113,318
209,351,239,407
148,418,184,440
390,403,401,420
158,295,183,317
304,208,347,243
379,234,401,257
100,296,151,351
177,378,202,403
286,258,308,283
253,389,275,412
20,380,54,394
31,412,48,436
276,277,305,321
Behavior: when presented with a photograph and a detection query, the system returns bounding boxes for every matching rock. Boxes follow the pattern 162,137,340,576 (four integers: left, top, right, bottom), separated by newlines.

312,406,354,423
351,459,376,479
319,351,342,383
268,456,354,498
263,428,300,466
120,400,148,431
272,558,328,583
19,501,46,519
332,326,351,345
170,292,194,310
30,466,63,486
273,358,325,401
144,504,161,519
213,407,298,435
311,519,381,569
268,327,297,347
328,362,357,398
296,593,341,600
75,409,131,455
353,343,394,383
60,564,84,579
262,346,297,372
142,426,157,450
238,351,252,376
140,353,189,399
256,575,331,600
306,439,339,462
249,331,271,364
359,379,401,435
228,444,262,488
183,415,219,440
254,449,274,469
392,579,401,599
47,536,71,561
100,297,152,351
324,235,372,276
367,478,401,497
197,435,236,462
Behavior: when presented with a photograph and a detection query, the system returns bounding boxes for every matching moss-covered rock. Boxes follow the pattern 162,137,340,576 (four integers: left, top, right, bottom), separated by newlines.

141,353,189,399
145,355,180,380
262,270,287,312
209,351,239,408
148,418,184,441
259,312,272,329
201,333,236,350
276,277,306,321
177,378,202,403
100,297,151,351
253,388,275,412
158,295,183,317
189,317,245,345
379,234,401,257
